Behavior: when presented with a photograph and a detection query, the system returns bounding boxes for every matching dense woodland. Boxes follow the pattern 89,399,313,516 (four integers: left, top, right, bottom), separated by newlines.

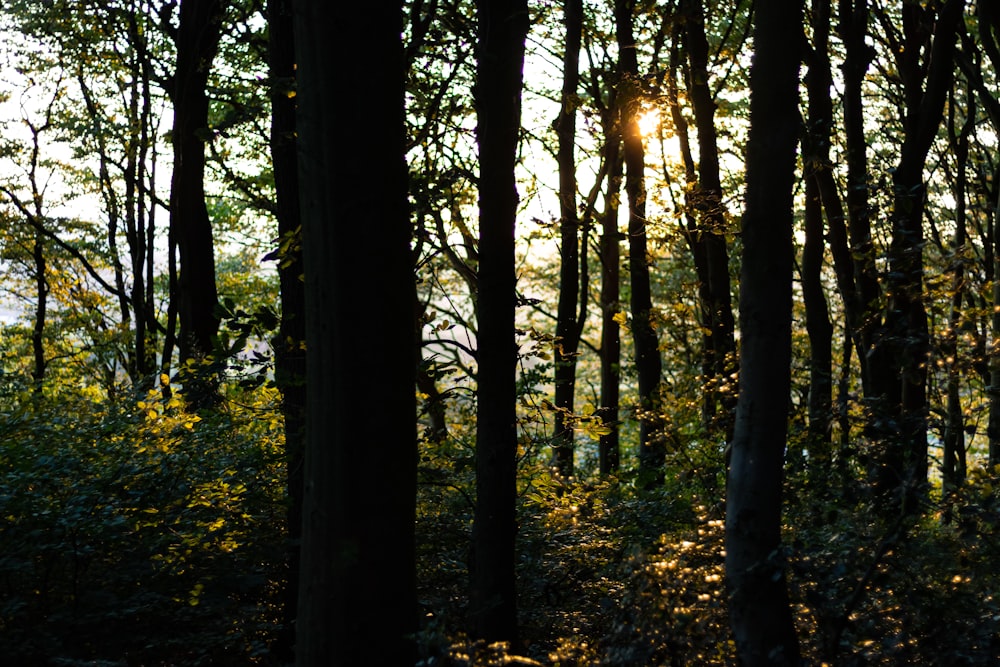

1,0,999,665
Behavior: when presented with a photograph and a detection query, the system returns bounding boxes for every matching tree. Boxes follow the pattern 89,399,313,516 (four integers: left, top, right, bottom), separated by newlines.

598,119,624,476
724,0,803,662
167,0,226,379
266,0,305,659
470,0,528,644
552,0,585,480
678,0,738,442
293,2,417,664
614,0,664,483
877,0,965,504
800,0,838,467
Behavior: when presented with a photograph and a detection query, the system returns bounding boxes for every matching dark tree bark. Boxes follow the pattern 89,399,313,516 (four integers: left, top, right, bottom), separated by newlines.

168,0,224,374
965,0,1000,470
942,84,973,493
991,169,1000,468
878,0,964,504
470,0,528,645
837,0,883,401
293,2,417,664
801,169,834,466
801,0,839,467
667,40,716,431
724,0,803,663
614,0,664,482
30,227,47,393
552,0,584,480
267,0,305,659
680,0,737,442
599,125,624,476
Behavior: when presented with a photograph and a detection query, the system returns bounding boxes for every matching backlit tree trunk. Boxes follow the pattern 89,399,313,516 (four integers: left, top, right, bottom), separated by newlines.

293,2,417,664
615,0,664,483
268,0,305,659
599,127,624,476
680,0,737,442
169,0,224,374
725,0,803,662
879,0,964,505
552,0,584,479
470,0,528,645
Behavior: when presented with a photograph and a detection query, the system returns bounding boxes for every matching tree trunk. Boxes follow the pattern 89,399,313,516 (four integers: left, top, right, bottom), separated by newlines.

879,0,964,505
801,0,838,469
470,0,528,645
169,0,224,376
31,227,47,393
989,172,1000,468
942,85,974,492
614,0,664,483
667,43,716,432
725,0,803,663
837,0,883,402
680,0,737,442
599,127,624,476
552,0,584,480
801,172,834,468
293,2,417,664
268,0,306,659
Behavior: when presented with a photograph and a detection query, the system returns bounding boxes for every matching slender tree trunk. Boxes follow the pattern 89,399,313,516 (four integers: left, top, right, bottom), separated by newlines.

599,129,624,476
801,173,834,467
990,176,1000,468
614,0,664,483
837,0,883,402
169,0,224,378
132,4,160,382
268,0,306,659
552,0,584,479
801,0,838,469
667,44,716,431
725,0,803,663
293,3,417,665
681,0,737,442
31,228,47,393
942,86,974,492
470,0,528,645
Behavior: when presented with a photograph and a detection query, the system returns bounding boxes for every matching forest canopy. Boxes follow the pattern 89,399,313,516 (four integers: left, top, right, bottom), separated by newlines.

1,0,999,665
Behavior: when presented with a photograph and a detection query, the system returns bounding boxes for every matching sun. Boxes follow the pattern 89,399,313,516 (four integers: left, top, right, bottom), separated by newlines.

636,108,661,138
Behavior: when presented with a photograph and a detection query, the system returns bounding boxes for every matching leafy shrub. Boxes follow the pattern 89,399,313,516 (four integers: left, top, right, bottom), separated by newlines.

0,382,287,665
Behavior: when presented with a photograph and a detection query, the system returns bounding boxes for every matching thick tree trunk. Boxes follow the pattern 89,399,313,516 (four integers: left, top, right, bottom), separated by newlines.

552,0,584,479
724,0,803,663
470,0,528,645
169,0,223,375
879,0,964,504
615,0,664,483
268,0,306,660
293,3,417,665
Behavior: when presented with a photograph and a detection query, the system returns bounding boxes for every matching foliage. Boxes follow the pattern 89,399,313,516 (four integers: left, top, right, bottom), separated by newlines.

0,382,287,665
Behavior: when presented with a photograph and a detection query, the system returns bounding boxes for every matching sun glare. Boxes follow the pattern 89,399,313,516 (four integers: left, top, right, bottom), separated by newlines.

637,108,661,138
